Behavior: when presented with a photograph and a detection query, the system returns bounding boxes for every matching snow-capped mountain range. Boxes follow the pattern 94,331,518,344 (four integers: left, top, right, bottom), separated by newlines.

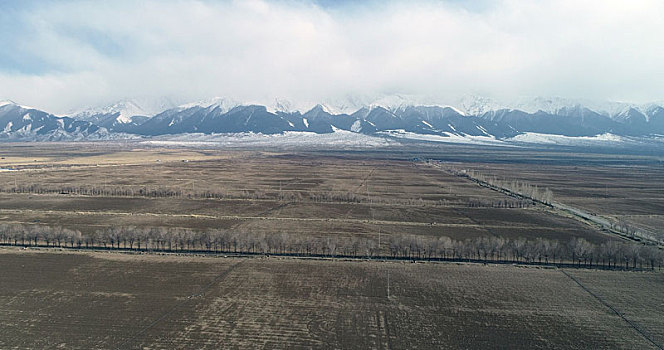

2,96,664,146
67,97,182,133
0,100,107,141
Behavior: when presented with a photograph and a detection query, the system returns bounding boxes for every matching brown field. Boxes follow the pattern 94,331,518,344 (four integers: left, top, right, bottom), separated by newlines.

0,144,617,248
565,268,664,347
0,249,664,349
0,248,662,349
454,157,664,239
1,142,662,349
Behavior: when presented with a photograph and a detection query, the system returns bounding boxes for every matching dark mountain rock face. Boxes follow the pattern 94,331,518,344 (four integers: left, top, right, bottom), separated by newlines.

3,99,664,141
0,103,104,140
74,112,148,133
125,103,664,139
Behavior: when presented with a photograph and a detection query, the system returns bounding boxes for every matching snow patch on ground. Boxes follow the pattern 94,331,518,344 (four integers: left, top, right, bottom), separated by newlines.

422,120,433,128
302,118,309,128
509,132,624,145
142,130,393,149
379,129,504,146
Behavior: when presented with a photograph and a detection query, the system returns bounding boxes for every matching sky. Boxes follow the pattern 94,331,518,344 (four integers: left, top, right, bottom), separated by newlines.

0,0,663,113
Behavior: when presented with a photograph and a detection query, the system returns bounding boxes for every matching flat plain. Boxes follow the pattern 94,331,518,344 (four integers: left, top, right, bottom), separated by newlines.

0,142,663,349
0,144,617,247
426,145,664,241
1,248,662,349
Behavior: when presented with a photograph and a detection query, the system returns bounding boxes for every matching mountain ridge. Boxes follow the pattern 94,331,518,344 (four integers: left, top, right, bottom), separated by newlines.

1,97,664,144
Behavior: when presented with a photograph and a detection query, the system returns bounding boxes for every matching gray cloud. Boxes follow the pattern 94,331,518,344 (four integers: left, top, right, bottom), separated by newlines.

0,0,663,113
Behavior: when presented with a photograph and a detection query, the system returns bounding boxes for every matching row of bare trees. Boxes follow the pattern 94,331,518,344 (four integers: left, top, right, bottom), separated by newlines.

388,234,662,269
610,217,663,243
1,223,661,270
0,184,264,200
466,170,554,204
0,224,378,258
466,198,534,208
440,166,554,205
0,183,486,208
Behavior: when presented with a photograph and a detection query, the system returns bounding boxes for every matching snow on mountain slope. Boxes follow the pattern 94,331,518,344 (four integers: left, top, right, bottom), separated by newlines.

319,95,369,115
76,96,664,140
0,100,38,111
456,95,506,116
370,94,425,111
265,98,297,114
263,98,358,115
4,95,664,147
177,96,239,113
75,100,146,124
454,95,661,121
71,97,182,129
0,100,14,108
365,94,466,116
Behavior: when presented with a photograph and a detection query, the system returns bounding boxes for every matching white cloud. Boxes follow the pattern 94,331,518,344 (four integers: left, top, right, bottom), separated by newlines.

0,0,663,113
